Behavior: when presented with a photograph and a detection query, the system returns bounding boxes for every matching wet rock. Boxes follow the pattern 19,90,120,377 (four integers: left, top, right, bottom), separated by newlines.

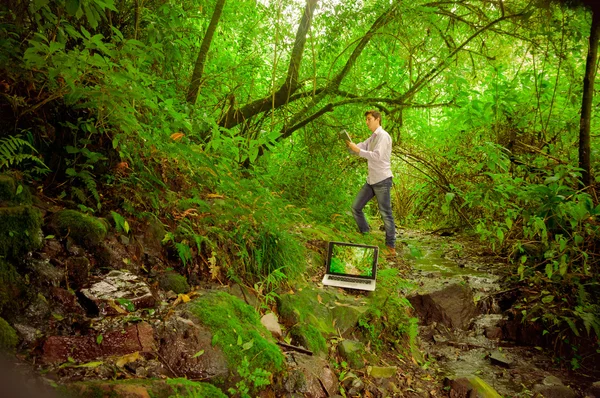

282,352,337,397
80,270,155,316
368,366,397,378
65,257,91,288
42,322,155,364
155,314,229,379
23,293,52,328
12,323,40,347
136,218,166,259
26,259,64,288
408,283,478,330
484,326,503,340
488,351,513,368
532,384,577,398
445,376,502,398
338,340,365,369
49,287,85,316
260,312,283,339
585,381,600,397
227,283,258,308
38,238,64,261
94,235,139,273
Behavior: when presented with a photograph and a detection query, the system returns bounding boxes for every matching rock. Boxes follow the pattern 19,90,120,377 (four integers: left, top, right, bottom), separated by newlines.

65,256,91,288
27,259,64,288
585,381,600,397
38,238,64,262
488,351,513,368
227,283,258,308
12,323,40,347
0,174,16,202
368,366,397,378
80,270,156,316
338,340,365,369
260,312,283,339
282,353,338,397
484,326,503,340
51,210,107,248
48,287,85,316
136,218,166,259
0,205,43,258
407,283,478,330
542,376,565,386
94,235,139,273
532,384,577,398
42,321,155,364
155,314,229,379
331,304,365,336
58,379,227,398
158,271,190,294
0,317,18,352
0,258,24,315
445,376,502,398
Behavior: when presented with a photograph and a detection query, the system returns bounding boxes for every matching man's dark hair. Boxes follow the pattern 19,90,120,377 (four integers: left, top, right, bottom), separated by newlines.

364,110,381,123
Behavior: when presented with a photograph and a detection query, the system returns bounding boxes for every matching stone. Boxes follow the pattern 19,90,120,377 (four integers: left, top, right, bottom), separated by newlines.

48,287,85,316
584,381,600,397
282,353,338,397
94,234,139,273
228,283,259,308
542,376,565,386
407,283,478,330
532,384,577,398
42,322,155,364
12,323,40,347
158,271,190,294
368,366,397,378
484,326,503,340
51,210,107,248
445,376,502,398
0,205,43,258
26,259,64,288
65,256,91,288
80,270,156,316
338,340,365,369
260,312,283,339
488,351,513,368
155,314,229,379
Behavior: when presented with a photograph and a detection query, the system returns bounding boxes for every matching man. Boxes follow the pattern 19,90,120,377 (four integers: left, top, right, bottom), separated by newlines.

346,110,396,256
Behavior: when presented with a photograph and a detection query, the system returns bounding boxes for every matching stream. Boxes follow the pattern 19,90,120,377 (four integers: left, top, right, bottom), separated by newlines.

397,229,597,397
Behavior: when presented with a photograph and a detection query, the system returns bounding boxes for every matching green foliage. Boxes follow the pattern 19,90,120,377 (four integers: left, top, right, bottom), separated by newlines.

227,357,272,398
0,135,49,175
358,269,417,352
187,291,284,375
51,209,107,246
0,317,18,353
166,378,227,398
110,211,129,234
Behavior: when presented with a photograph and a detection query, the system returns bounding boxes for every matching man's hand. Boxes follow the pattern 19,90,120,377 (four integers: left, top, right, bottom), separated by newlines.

346,141,360,154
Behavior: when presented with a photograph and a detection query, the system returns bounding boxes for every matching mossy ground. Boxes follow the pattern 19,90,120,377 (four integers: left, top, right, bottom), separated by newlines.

0,205,42,258
0,317,18,352
187,291,284,374
0,174,32,205
52,210,107,247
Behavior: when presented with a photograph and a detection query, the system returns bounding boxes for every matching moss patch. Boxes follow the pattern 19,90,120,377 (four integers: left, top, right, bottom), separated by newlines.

158,272,190,294
0,205,42,258
290,324,327,355
187,291,284,374
0,175,16,201
52,210,107,247
57,379,226,398
0,259,24,314
0,317,18,352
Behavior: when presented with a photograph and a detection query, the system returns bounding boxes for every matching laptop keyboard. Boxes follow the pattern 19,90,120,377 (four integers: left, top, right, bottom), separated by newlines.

328,275,373,285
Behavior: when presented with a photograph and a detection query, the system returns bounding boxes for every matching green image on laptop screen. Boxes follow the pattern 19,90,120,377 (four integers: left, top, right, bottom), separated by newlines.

329,243,376,277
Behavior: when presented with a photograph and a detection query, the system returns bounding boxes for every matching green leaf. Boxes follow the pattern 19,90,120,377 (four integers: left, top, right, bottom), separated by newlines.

237,334,242,346
65,0,80,16
192,350,205,358
116,298,135,312
96,334,103,345
545,263,553,279
242,339,254,351
541,295,554,304
52,313,64,321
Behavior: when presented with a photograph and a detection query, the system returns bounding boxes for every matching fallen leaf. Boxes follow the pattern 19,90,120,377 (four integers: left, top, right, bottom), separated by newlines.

317,294,322,304
178,294,191,303
192,350,205,358
115,351,140,368
170,132,185,141
108,300,127,314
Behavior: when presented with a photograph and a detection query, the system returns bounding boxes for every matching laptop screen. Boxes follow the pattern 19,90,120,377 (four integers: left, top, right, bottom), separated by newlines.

326,241,379,278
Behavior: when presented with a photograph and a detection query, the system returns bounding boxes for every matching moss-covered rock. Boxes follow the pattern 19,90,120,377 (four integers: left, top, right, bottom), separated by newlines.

51,210,107,247
0,175,16,201
158,271,190,294
0,259,24,315
187,291,284,375
0,175,33,205
57,378,227,398
0,205,42,258
290,324,327,355
0,317,18,352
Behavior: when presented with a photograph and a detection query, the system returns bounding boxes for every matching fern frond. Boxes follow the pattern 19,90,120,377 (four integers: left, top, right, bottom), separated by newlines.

0,135,49,174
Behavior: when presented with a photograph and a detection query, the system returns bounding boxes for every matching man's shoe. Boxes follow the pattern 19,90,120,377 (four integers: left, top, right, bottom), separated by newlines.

384,246,396,257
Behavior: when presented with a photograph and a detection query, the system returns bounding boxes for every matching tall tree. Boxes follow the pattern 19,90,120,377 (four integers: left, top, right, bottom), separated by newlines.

186,0,227,104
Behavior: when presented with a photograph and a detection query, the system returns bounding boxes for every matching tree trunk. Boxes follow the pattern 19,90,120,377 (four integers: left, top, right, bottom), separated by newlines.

186,0,226,104
219,0,318,129
579,8,600,189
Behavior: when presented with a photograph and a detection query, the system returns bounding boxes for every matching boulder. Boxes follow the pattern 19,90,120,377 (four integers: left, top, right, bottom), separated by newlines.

282,352,338,397
338,340,365,369
155,315,229,380
408,283,478,329
0,205,43,258
260,312,283,339
158,271,190,294
51,210,107,248
585,381,600,397
80,270,155,316
65,256,91,288
42,322,155,364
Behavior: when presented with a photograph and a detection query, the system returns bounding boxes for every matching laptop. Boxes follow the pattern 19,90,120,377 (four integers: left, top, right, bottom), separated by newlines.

322,241,378,291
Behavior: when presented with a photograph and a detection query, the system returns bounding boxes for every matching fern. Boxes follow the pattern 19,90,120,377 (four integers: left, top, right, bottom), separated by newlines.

0,135,49,174
66,168,101,209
